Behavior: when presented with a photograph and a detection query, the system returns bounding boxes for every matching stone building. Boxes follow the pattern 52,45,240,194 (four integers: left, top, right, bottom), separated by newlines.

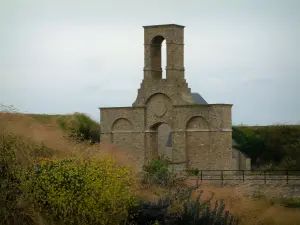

232,139,251,172
100,24,233,172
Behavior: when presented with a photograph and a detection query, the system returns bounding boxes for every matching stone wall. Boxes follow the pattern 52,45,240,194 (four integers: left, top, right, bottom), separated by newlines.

100,103,232,172
100,107,146,170
172,104,232,170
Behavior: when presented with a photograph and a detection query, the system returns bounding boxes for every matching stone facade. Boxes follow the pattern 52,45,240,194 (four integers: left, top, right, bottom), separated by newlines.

100,24,233,172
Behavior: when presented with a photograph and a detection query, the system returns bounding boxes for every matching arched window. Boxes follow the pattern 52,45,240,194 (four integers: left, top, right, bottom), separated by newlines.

151,35,166,79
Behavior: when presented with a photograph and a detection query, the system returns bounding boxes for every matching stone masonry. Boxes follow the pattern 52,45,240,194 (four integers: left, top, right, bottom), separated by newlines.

100,24,233,172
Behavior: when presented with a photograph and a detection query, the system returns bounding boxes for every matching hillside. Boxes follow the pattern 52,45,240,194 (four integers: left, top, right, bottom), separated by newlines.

2,112,299,171
0,112,138,174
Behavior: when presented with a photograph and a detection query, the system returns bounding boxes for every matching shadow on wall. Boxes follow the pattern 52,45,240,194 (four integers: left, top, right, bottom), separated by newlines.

232,148,251,171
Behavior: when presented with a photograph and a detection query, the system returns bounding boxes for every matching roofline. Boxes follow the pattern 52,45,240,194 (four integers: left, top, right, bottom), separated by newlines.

99,106,145,110
143,24,185,28
173,104,233,107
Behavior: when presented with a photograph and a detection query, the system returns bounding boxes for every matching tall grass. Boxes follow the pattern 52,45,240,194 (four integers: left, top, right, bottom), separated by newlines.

0,131,136,225
133,157,239,225
0,131,54,224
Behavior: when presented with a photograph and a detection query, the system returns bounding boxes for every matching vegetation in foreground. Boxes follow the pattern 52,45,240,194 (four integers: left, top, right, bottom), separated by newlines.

141,155,176,187
252,191,300,209
1,129,239,225
0,131,136,225
136,157,239,225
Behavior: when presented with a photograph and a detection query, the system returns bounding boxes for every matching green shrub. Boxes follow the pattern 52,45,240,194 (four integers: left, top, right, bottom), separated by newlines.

191,168,200,176
142,156,176,187
0,132,23,224
232,125,300,169
232,126,265,162
57,113,100,144
0,131,52,225
127,187,239,225
21,156,136,225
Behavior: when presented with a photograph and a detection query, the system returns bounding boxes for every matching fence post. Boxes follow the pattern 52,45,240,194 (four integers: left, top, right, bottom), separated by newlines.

221,170,224,185
286,170,289,184
264,170,266,184
200,170,202,182
242,170,244,183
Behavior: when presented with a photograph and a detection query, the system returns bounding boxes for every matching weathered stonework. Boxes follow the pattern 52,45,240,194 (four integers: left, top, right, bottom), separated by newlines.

100,24,233,172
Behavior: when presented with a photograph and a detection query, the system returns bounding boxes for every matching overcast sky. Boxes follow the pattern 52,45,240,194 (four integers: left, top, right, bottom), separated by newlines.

0,0,299,125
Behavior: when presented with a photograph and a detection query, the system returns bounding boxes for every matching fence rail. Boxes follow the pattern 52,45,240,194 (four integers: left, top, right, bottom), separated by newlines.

185,170,300,185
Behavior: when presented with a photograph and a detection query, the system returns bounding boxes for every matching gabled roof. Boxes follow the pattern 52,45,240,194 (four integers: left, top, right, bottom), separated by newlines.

191,93,208,104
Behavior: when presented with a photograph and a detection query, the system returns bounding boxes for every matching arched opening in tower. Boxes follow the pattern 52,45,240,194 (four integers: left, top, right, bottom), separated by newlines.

151,35,166,80
161,39,166,79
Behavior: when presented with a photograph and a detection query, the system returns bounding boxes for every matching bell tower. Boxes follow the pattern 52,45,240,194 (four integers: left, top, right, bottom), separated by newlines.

133,24,193,106
143,24,185,82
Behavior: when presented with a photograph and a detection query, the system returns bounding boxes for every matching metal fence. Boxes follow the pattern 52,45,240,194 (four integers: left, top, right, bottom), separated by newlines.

185,170,300,185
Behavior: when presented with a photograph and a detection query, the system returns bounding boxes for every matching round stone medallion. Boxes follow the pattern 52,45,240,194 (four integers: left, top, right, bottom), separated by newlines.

153,100,167,117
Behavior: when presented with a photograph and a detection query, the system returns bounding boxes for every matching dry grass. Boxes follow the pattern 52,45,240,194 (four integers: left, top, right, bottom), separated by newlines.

183,180,300,225
132,179,300,224
0,112,138,174
1,112,300,225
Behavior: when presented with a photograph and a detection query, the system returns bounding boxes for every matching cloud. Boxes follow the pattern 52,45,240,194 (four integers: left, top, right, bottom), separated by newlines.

0,0,299,124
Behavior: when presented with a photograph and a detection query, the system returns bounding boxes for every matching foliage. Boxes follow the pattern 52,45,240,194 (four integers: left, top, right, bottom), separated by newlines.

20,156,136,225
141,156,176,187
0,130,136,225
232,125,300,169
191,168,200,176
57,113,100,144
0,131,52,225
126,186,239,225
271,197,300,208
232,126,265,162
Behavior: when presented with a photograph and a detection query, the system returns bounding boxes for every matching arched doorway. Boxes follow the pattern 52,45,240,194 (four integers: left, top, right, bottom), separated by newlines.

150,122,172,162
157,123,172,159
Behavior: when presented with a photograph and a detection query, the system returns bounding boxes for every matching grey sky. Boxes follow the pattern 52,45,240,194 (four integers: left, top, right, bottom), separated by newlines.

1,0,299,125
